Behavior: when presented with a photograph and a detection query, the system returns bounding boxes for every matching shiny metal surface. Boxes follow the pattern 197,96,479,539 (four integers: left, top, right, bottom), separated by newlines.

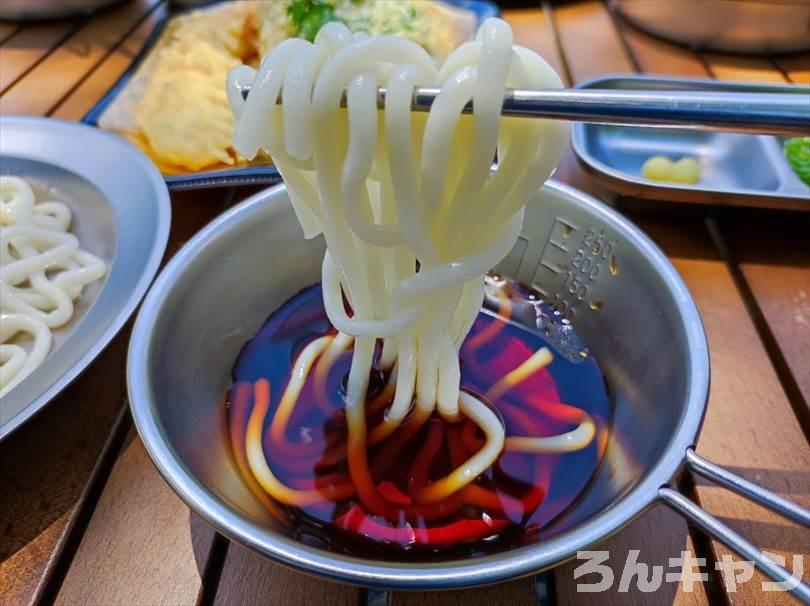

0,117,171,439
128,182,711,587
128,182,809,589
686,449,810,527
611,0,810,55
571,76,810,211
0,0,126,21
659,488,810,602
235,82,810,136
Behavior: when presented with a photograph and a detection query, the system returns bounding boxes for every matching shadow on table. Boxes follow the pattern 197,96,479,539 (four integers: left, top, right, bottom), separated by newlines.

719,211,810,267
0,331,128,574
189,511,229,600
692,467,810,556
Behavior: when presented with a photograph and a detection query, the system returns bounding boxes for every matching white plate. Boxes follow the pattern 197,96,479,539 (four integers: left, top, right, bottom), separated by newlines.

0,116,171,439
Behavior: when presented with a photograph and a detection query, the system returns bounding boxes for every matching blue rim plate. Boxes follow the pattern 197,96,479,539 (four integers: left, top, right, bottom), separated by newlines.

83,0,500,191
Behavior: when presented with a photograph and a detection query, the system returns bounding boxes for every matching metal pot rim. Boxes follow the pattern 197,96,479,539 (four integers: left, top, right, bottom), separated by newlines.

127,181,710,589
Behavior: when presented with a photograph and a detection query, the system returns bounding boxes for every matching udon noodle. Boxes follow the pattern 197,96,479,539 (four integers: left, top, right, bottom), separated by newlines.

0,176,106,397
228,18,596,538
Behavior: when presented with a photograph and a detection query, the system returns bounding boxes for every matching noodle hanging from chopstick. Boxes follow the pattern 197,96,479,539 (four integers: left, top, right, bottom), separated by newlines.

229,17,594,517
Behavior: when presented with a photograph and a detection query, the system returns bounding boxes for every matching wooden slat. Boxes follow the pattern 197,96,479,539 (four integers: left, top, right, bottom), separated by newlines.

0,0,159,116
391,579,539,606
555,506,711,606
0,331,129,606
213,544,360,606
773,53,810,85
52,2,166,120
612,18,708,78
695,35,809,435
503,7,564,78
635,213,810,606
551,0,634,84
621,25,810,604
599,10,809,603
701,54,788,83
697,33,809,415
0,21,82,94
718,212,810,413
54,434,217,606
670,28,808,415
0,22,19,45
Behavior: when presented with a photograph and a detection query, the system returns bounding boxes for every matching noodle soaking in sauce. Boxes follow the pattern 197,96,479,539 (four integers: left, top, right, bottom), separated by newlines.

227,276,611,556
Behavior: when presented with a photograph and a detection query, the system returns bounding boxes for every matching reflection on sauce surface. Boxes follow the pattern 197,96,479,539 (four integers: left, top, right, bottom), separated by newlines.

228,279,611,557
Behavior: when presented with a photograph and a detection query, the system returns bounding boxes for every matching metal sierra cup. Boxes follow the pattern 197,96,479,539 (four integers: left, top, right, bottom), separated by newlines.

128,182,810,599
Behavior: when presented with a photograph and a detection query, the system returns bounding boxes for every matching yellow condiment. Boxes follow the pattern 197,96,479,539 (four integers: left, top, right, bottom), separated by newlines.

641,155,701,184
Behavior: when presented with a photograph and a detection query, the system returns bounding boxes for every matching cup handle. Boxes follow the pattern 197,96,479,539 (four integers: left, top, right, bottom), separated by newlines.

658,448,810,603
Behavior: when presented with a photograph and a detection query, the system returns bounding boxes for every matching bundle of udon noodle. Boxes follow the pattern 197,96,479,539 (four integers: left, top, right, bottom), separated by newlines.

1,177,106,397
229,18,569,509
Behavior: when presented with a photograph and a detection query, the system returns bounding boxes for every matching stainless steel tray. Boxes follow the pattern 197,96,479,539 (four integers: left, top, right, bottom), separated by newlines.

571,75,810,211
0,117,171,439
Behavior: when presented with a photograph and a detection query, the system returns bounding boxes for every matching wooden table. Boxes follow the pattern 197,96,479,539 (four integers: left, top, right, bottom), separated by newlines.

1,1,808,604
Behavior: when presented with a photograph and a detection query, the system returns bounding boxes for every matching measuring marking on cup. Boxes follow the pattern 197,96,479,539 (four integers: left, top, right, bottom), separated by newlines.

498,213,621,323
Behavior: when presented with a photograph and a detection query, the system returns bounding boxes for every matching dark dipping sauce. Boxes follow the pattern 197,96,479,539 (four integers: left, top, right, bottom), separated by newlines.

228,276,611,557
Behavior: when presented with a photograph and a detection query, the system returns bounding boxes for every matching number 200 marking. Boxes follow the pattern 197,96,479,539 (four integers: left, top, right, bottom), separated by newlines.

572,250,601,281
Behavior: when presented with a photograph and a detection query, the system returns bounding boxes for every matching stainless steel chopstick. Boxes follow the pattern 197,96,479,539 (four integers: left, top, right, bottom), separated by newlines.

236,83,810,135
